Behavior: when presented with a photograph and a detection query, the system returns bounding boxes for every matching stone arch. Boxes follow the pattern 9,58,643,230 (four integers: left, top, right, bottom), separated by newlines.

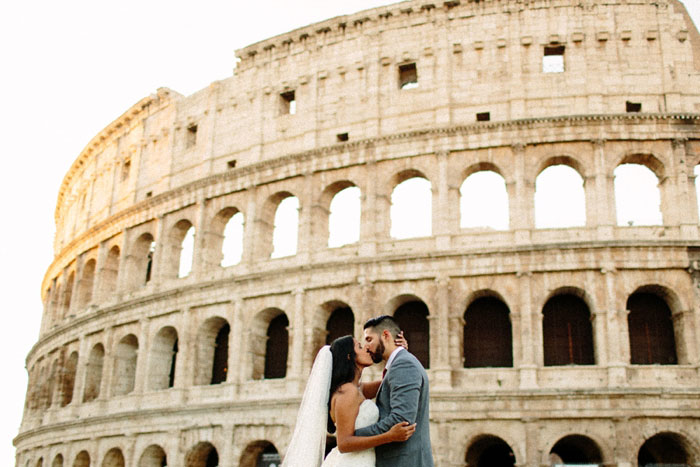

325,303,354,345
51,454,63,467
148,325,179,390
112,333,138,396
460,167,509,230
534,159,586,228
542,289,595,366
386,294,430,368
76,259,96,310
627,286,680,365
239,441,281,467
271,194,299,258
99,245,120,300
72,451,90,467
638,431,699,466
126,232,155,289
465,434,516,467
536,155,587,178
614,155,664,226
138,444,167,467
45,358,59,409
322,181,361,248
36,458,44,467
390,170,432,239
209,207,244,268
62,271,75,318
101,448,124,467
162,219,194,279
194,316,230,385
547,434,604,465
464,294,513,368
185,441,219,467
59,350,78,407
250,308,289,380
258,191,297,259
83,343,104,402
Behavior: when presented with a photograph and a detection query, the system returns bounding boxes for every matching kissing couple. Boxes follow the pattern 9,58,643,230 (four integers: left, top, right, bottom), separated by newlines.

282,315,434,467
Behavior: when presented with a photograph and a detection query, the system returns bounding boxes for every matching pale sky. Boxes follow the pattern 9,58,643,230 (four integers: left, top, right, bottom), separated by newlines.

1,0,698,464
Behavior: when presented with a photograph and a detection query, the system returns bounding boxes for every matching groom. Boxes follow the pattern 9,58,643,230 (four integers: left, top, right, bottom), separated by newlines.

356,315,434,466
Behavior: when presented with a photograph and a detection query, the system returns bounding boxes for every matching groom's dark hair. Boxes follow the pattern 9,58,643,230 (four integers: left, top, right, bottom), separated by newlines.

364,315,401,337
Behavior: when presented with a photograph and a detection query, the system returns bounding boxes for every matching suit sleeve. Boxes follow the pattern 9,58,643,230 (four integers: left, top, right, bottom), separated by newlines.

354,357,421,437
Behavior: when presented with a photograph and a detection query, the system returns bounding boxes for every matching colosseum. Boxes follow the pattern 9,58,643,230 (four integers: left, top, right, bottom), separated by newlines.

14,0,700,466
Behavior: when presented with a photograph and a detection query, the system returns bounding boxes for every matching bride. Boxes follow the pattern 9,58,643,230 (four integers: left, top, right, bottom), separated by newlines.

282,335,415,467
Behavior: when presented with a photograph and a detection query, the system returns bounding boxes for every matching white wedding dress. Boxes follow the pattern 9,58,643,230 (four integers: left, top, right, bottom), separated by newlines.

321,399,378,467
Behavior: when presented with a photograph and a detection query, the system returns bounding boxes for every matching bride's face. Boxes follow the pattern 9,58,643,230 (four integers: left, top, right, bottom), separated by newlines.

353,338,373,367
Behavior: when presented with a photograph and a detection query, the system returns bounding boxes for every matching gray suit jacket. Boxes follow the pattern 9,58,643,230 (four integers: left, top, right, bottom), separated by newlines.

355,349,433,467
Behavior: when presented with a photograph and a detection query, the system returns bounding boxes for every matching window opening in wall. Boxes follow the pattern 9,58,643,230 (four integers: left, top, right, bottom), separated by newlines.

638,433,690,466
549,435,603,466
178,226,195,278
227,159,237,169
145,241,156,283
168,338,178,388
399,63,418,89
542,45,565,73
476,112,491,122
463,297,513,367
336,132,349,142
460,170,509,230
390,177,432,239
628,293,677,365
221,212,244,267
271,196,299,258
264,314,289,378
614,163,662,226
186,124,197,148
211,323,229,384
542,295,595,366
146,191,153,198
121,159,131,181
280,90,296,115
534,165,586,228
626,101,642,112
328,186,361,247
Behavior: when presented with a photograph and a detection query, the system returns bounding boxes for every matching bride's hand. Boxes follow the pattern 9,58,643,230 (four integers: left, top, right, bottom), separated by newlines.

387,421,416,442
395,331,408,351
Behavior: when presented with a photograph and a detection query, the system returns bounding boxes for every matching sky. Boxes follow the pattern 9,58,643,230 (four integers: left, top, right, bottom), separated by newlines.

1,0,699,464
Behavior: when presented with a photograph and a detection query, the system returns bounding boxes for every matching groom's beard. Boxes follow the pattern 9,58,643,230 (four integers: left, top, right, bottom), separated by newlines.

371,340,385,364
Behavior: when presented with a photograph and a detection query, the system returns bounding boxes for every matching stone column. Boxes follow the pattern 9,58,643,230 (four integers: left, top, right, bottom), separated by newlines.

591,139,616,239
518,272,538,389
229,299,244,390
242,188,259,267
296,173,314,263
433,151,456,250
151,214,168,285
175,307,194,388
287,288,306,391
603,268,628,387
191,197,208,277
671,139,699,238
431,276,452,389
673,307,698,366
98,326,115,400
510,143,534,244
115,228,130,293
133,318,150,394
359,146,380,256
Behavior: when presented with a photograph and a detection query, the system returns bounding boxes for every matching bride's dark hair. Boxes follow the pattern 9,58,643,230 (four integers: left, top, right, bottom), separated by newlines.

327,335,356,433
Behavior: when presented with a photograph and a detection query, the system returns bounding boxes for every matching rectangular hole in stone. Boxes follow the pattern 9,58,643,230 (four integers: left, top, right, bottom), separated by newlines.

227,160,237,169
626,101,642,112
280,90,296,115
543,45,565,73
476,112,491,122
399,63,418,89
337,133,349,142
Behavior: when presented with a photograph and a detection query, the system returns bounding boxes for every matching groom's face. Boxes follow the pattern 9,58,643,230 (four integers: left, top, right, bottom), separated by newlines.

363,328,385,364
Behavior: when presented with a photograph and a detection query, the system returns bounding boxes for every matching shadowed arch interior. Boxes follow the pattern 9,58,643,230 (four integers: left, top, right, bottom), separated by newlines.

464,297,513,368
465,435,516,467
393,300,430,368
628,292,677,365
638,432,692,466
549,435,603,465
542,294,594,366
265,313,289,379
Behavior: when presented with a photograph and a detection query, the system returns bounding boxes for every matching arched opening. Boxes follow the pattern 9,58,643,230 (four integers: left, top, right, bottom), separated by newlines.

60,351,78,407
614,163,663,226
51,454,63,467
127,233,155,288
101,448,124,467
465,435,516,467
221,210,244,267
464,297,513,367
36,459,43,467
83,343,104,402
138,444,167,467
638,432,692,466
390,176,432,239
326,307,354,345
148,326,179,390
535,164,586,228
393,299,430,368
549,435,603,465
265,314,289,379
460,170,509,230
62,272,75,317
185,442,218,467
77,259,96,310
240,441,281,467
99,246,120,300
271,196,299,258
328,186,361,247
542,294,595,366
178,225,196,278
112,334,138,396
627,292,678,365
72,451,90,467
194,317,230,385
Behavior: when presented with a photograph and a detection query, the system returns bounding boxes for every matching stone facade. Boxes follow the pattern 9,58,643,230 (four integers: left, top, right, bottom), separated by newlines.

15,0,700,466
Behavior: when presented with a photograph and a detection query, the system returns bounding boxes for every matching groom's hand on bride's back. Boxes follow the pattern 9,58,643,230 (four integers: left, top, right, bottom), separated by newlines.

387,421,416,442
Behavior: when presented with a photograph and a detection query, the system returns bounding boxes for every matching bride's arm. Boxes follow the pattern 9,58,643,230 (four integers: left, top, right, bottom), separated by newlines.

333,385,415,453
